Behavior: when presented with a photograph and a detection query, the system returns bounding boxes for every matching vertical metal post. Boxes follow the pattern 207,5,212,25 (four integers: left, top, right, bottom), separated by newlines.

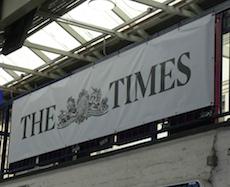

228,30,230,113
0,109,5,178
0,106,10,179
215,14,223,115
225,12,230,112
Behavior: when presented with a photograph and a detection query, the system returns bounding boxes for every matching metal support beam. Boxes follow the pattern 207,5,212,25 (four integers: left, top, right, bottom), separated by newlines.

2,69,20,79
30,48,51,63
189,3,203,14
113,6,130,22
38,11,115,35
57,18,113,35
112,5,150,42
56,69,66,76
93,51,104,59
23,84,33,91
116,32,142,42
136,29,150,39
29,48,65,78
38,11,142,42
24,41,97,62
0,85,25,93
132,0,195,17
0,63,55,79
58,22,87,44
57,18,142,42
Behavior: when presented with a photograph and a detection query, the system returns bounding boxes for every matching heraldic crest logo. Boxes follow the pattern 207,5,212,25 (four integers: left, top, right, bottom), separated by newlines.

57,88,109,129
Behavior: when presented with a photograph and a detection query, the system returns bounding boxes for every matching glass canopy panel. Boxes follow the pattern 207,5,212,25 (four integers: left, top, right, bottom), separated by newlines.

0,69,14,85
1,47,45,70
14,71,25,76
62,0,124,30
69,26,102,41
27,22,81,51
114,0,151,19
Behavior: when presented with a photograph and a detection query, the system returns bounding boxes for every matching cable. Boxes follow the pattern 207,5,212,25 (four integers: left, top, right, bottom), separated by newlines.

103,37,107,56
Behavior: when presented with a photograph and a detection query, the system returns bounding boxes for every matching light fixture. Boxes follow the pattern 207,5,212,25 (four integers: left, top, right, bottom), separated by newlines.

88,0,116,11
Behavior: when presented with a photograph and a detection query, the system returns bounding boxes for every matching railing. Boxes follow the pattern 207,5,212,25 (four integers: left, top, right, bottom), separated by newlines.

1,105,229,180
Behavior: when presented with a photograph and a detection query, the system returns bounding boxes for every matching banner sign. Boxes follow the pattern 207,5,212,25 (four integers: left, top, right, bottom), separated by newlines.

9,15,214,163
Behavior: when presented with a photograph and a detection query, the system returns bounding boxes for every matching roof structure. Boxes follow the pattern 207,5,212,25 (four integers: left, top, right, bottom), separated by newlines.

0,0,227,100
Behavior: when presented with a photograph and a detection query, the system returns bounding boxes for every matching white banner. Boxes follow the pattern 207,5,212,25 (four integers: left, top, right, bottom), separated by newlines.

9,15,215,163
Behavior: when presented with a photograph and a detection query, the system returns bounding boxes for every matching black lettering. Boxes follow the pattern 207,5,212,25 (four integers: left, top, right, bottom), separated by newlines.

135,65,157,101
125,74,132,104
45,105,56,132
21,115,31,139
109,78,124,109
31,109,44,137
159,58,175,93
177,52,191,86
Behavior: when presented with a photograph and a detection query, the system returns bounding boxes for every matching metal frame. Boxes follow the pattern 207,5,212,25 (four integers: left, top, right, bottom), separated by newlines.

0,106,10,179
0,0,206,96
1,108,230,181
132,0,195,17
215,14,223,114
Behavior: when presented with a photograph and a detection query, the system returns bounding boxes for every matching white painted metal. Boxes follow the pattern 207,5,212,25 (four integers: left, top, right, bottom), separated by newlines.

24,41,96,62
132,0,195,17
0,63,55,79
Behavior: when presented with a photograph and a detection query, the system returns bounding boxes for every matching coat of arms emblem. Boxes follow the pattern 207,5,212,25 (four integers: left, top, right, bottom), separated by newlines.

57,88,109,128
